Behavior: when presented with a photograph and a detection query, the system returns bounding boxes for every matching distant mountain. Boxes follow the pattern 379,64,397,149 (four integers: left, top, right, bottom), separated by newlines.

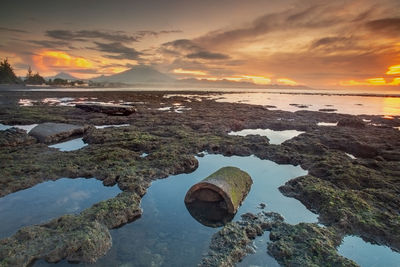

92,65,175,84
47,72,79,81
176,78,310,89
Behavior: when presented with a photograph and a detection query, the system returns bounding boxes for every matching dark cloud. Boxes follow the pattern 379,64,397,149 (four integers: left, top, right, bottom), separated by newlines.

92,42,142,60
46,30,137,43
162,39,201,54
310,37,354,50
0,27,28,33
161,39,229,60
365,18,400,36
46,29,182,43
186,51,229,60
30,40,69,48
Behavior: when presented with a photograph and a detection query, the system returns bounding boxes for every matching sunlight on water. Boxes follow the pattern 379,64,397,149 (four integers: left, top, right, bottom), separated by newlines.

212,93,400,116
0,178,121,239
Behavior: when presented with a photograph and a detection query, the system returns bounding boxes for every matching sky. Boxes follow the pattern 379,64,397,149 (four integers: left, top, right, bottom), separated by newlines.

1,0,400,89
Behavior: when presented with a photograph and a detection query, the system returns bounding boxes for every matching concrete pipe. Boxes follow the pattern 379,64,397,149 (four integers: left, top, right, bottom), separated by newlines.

185,167,252,222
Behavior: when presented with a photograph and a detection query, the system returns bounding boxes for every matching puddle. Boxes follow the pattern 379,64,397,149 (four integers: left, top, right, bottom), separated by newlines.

157,107,172,111
0,123,38,133
345,153,357,159
338,236,400,267
229,128,304,144
94,124,130,129
48,138,87,151
317,122,338,126
175,106,192,113
237,234,280,267
37,154,314,266
0,178,121,239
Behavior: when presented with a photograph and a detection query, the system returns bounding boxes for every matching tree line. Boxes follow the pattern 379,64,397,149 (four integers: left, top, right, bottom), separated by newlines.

0,58,85,86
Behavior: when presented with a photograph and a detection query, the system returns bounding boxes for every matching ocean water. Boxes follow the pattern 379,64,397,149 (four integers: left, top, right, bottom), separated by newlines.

13,87,400,116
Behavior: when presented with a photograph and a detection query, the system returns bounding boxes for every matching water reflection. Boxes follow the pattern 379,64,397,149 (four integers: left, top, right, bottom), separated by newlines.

185,200,234,227
338,236,400,267
48,138,87,151
229,128,304,144
0,178,121,239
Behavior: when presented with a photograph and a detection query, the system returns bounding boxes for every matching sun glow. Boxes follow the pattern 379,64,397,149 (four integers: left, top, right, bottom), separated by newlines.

386,65,400,75
173,68,207,76
277,78,298,86
340,77,400,86
33,51,93,72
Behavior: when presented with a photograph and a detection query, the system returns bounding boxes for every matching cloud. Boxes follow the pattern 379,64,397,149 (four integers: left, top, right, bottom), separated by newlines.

160,39,229,61
186,51,229,60
45,29,182,43
92,42,142,60
365,18,400,37
46,30,138,43
0,27,28,33
30,40,70,48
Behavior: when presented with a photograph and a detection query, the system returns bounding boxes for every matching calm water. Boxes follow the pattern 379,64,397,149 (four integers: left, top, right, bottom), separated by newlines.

48,137,87,151
229,129,304,145
36,154,313,266
0,178,121,239
338,236,400,267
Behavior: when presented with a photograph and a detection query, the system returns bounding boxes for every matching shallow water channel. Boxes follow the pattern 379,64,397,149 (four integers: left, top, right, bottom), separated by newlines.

36,154,315,266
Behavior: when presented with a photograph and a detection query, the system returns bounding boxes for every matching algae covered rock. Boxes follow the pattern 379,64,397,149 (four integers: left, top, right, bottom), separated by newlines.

0,215,112,266
0,127,36,147
338,117,365,128
29,122,88,144
76,103,136,116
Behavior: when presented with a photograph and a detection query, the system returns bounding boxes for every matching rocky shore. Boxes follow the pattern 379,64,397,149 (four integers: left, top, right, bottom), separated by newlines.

0,90,399,266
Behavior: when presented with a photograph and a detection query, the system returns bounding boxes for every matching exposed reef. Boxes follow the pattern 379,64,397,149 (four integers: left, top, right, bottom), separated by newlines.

0,91,399,266
200,212,357,267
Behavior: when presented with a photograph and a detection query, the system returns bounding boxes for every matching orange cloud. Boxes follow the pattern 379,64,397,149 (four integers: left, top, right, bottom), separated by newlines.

241,75,271,85
340,77,400,86
173,68,207,76
386,65,400,75
277,78,298,86
33,50,92,72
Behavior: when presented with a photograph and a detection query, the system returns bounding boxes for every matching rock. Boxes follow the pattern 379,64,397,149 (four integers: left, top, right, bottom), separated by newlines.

338,117,365,128
319,108,337,112
29,123,88,144
76,103,136,115
0,128,36,147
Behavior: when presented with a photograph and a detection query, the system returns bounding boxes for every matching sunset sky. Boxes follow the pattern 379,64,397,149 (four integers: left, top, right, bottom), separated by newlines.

1,0,400,89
